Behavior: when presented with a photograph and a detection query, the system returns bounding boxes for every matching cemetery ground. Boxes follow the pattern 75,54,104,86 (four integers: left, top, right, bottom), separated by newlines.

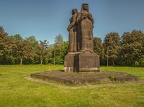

0,65,144,107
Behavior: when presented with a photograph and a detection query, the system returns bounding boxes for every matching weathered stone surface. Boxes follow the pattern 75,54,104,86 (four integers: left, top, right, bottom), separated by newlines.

64,52,100,72
76,3,94,53
31,71,139,84
64,53,77,72
64,3,100,72
78,53,100,72
67,9,78,52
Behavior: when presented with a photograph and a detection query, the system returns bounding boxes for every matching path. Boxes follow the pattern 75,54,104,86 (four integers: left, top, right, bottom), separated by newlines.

25,76,144,89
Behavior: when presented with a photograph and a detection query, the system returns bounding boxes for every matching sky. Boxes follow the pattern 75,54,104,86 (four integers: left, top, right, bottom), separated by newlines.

0,0,144,44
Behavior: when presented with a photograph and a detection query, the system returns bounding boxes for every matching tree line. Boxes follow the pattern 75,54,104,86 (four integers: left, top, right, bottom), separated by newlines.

94,30,144,66
0,26,144,66
0,26,68,65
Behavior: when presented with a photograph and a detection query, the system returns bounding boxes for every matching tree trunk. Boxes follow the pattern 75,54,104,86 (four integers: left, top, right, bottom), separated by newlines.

113,59,115,66
106,49,109,66
40,59,43,65
107,55,108,66
54,49,55,66
20,58,22,65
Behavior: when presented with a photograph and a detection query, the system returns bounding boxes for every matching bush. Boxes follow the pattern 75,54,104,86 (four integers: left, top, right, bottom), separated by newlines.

139,58,144,66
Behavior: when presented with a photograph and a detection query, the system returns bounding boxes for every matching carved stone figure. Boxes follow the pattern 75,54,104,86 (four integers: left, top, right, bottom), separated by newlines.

77,3,94,53
67,8,78,52
64,3,100,72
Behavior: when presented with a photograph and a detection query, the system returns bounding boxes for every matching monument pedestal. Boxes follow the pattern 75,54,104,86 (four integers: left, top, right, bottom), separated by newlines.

64,52,100,72
64,53,78,72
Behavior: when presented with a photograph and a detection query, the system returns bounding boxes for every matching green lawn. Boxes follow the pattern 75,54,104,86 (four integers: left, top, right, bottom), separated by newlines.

0,65,144,107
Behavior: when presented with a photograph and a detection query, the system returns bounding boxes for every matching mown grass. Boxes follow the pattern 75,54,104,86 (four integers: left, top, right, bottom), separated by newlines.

0,65,144,107
101,66,144,79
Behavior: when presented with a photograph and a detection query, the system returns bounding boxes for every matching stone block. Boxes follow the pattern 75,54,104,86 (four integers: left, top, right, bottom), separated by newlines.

64,53,100,72
78,53,100,72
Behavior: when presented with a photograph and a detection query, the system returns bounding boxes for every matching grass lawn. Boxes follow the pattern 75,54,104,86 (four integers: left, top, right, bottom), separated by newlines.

0,65,144,107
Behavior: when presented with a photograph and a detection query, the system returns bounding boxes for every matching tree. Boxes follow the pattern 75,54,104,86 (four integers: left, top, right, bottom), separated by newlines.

54,34,63,56
93,37,104,65
10,34,23,41
0,26,13,64
104,32,120,66
54,34,64,64
55,34,63,46
10,34,34,65
0,26,8,56
93,37,102,55
120,30,144,66
22,40,37,64
25,36,39,64
10,34,24,65
37,40,49,64
62,41,69,58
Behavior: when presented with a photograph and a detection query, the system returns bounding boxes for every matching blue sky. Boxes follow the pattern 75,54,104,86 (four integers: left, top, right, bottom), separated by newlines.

0,0,144,44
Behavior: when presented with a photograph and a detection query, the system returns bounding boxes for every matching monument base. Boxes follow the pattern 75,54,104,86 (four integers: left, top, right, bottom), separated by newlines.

64,52,100,72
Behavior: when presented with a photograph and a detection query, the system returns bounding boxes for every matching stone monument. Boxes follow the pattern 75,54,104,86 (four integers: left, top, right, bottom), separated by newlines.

31,3,138,85
64,3,100,72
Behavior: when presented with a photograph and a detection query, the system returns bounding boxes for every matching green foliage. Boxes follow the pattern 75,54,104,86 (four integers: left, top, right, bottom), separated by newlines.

10,34,23,41
93,37,103,55
37,40,49,64
120,30,144,66
108,75,116,81
103,32,120,66
0,26,144,66
93,37,105,65
53,35,68,64
54,34,63,46
136,58,144,66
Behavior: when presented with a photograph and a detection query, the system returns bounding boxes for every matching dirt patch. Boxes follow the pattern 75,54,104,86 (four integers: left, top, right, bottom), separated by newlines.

26,76,144,89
